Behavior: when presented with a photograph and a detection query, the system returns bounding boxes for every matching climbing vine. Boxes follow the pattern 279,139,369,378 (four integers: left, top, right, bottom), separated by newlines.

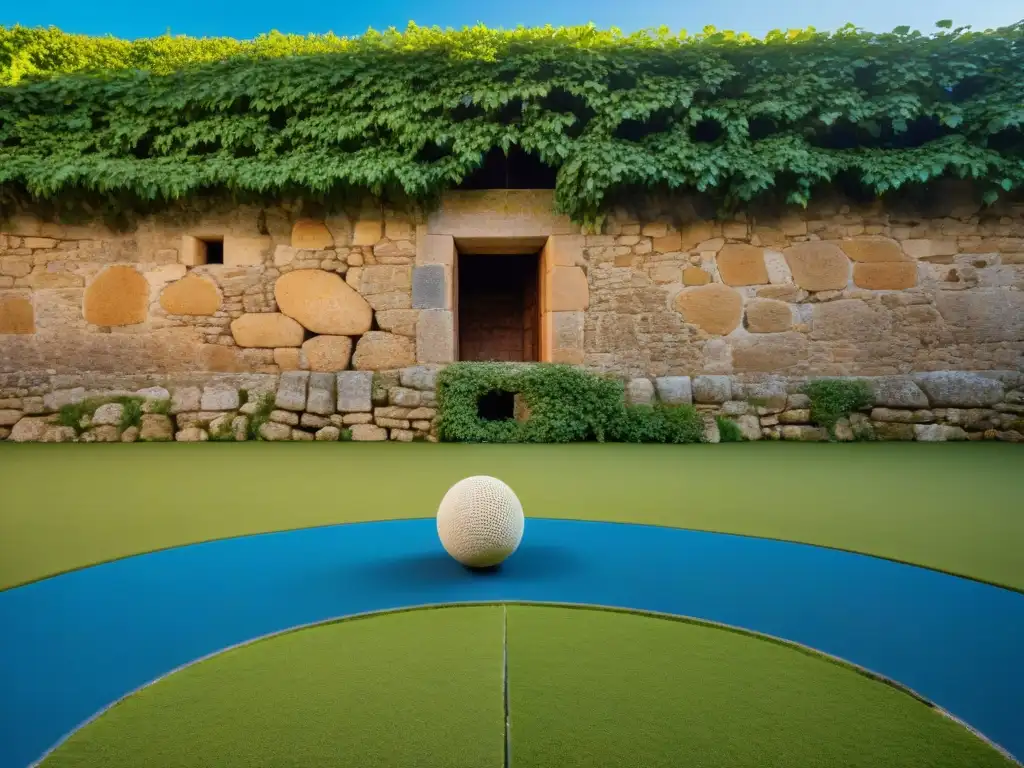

1,21,1021,223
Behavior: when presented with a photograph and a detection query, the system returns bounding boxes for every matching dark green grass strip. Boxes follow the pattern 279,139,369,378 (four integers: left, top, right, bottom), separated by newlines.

505,605,1016,768
1,442,1022,591
42,605,1014,768
43,606,505,768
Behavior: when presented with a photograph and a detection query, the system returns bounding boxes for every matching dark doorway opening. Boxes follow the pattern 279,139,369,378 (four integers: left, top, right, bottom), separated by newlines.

477,390,516,421
458,253,540,362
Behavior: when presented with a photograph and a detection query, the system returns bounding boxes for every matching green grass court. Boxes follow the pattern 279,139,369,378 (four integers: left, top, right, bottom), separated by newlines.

43,605,1014,768
2,441,1021,768
1,442,1021,591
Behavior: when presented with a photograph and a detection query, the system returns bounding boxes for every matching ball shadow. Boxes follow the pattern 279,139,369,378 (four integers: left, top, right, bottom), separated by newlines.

349,542,584,589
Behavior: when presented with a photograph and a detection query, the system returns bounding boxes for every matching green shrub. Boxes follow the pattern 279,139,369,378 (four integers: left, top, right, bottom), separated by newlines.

436,363,623,443
246,393,275,441
56,401,91,433
608,404,705,444
118,398,143,431
339,428,353,442
716,416,744,442
804,379,873,439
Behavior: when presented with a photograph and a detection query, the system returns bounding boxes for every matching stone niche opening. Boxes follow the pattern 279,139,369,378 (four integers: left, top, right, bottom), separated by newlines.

456,249,541,362
196,237,224,265
477,389,516,421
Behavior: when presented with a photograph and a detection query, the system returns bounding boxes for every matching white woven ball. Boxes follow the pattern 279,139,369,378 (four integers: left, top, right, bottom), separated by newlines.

437,476,525,568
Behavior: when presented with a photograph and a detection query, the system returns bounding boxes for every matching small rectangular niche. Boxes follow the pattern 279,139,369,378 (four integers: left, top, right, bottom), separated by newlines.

181,235,225,266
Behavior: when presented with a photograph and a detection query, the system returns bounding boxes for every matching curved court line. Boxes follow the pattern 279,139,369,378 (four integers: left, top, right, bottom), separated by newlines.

1,519,1022,767
28,602,1018,768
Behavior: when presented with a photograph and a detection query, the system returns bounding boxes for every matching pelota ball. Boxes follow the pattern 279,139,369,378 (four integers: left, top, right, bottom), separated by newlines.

436,475,525,568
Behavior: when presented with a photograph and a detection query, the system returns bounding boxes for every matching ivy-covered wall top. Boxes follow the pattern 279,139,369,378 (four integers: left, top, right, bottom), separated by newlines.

0,22,1021,222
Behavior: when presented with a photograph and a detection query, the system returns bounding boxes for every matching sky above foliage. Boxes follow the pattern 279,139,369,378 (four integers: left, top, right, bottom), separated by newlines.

0,0,1020,39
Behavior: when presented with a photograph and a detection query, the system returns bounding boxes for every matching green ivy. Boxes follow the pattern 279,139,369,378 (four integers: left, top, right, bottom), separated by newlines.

1,21,1022,224
804,378,873,438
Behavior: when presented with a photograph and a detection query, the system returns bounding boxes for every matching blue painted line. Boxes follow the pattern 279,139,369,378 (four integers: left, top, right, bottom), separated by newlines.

1,519,1022,767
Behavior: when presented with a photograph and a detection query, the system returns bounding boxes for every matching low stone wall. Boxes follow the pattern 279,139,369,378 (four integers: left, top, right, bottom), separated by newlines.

1,368,1020,444
0,366,441,444
624,370,1023,443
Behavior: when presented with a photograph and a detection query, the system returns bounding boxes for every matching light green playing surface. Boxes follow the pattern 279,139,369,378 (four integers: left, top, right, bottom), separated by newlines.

1,442,1021,591
43,605,1014,768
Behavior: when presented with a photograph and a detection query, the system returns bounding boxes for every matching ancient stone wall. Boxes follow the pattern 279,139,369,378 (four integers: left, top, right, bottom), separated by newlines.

1,189,1022,422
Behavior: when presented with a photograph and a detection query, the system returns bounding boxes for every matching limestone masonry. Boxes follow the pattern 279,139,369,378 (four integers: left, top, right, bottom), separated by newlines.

1,188,1022,443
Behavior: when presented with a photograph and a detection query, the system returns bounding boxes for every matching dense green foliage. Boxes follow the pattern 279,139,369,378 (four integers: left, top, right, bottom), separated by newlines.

436,362,705,443
1,22,1022,222
607,404,705,444
805,378,874,438
716,415,745,442
436,362,624,443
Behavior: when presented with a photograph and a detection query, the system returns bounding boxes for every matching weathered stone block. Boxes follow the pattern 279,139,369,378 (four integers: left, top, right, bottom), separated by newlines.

654,376,692,405
693,375,732,404
275,269,372,335
416,234,456,266
44,387,86,412
300,413,331,429
377,417,411,429
412,264,449,309
201,387,239,411
231,313,305,348
273,348,306,371
734,378,788,412
835,238,908,263
342,412,373,425
140,414,174,441
780,425,828,441
416,310,455,364
731,333,808,373
302,336,353,372
307,372,337,415
170,387,201,414
351,423,388,441
913,372,1004,407
914,424,968,442
269,409,300,426
259,422,291,441
783,242,850,291
291,429,314,441
626,378,655,405
352,331,416,370
160,274,220,316
389,387,422,407
681,267,711,286
9,416,49,442
400,365,441,391
83,265,148,326
745,299,792,333
291,220,334,250
674,284,743,335
548,266,589,311
41,425,77,443
0,409,22,426
176,427,209,442
870,377,929,409
551,311,584,357
778,409,810,424
873,422,915,441
722,400,749,416
0,295,34,334
276,371,310,412
716,244,768,286
337,371,374,413
853,262,917,290
935,289,1024,344
376,309,418,337
735,414,762,440
92,402,124,426
901,239,957,261
352,220,383,246
316,426,342,441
